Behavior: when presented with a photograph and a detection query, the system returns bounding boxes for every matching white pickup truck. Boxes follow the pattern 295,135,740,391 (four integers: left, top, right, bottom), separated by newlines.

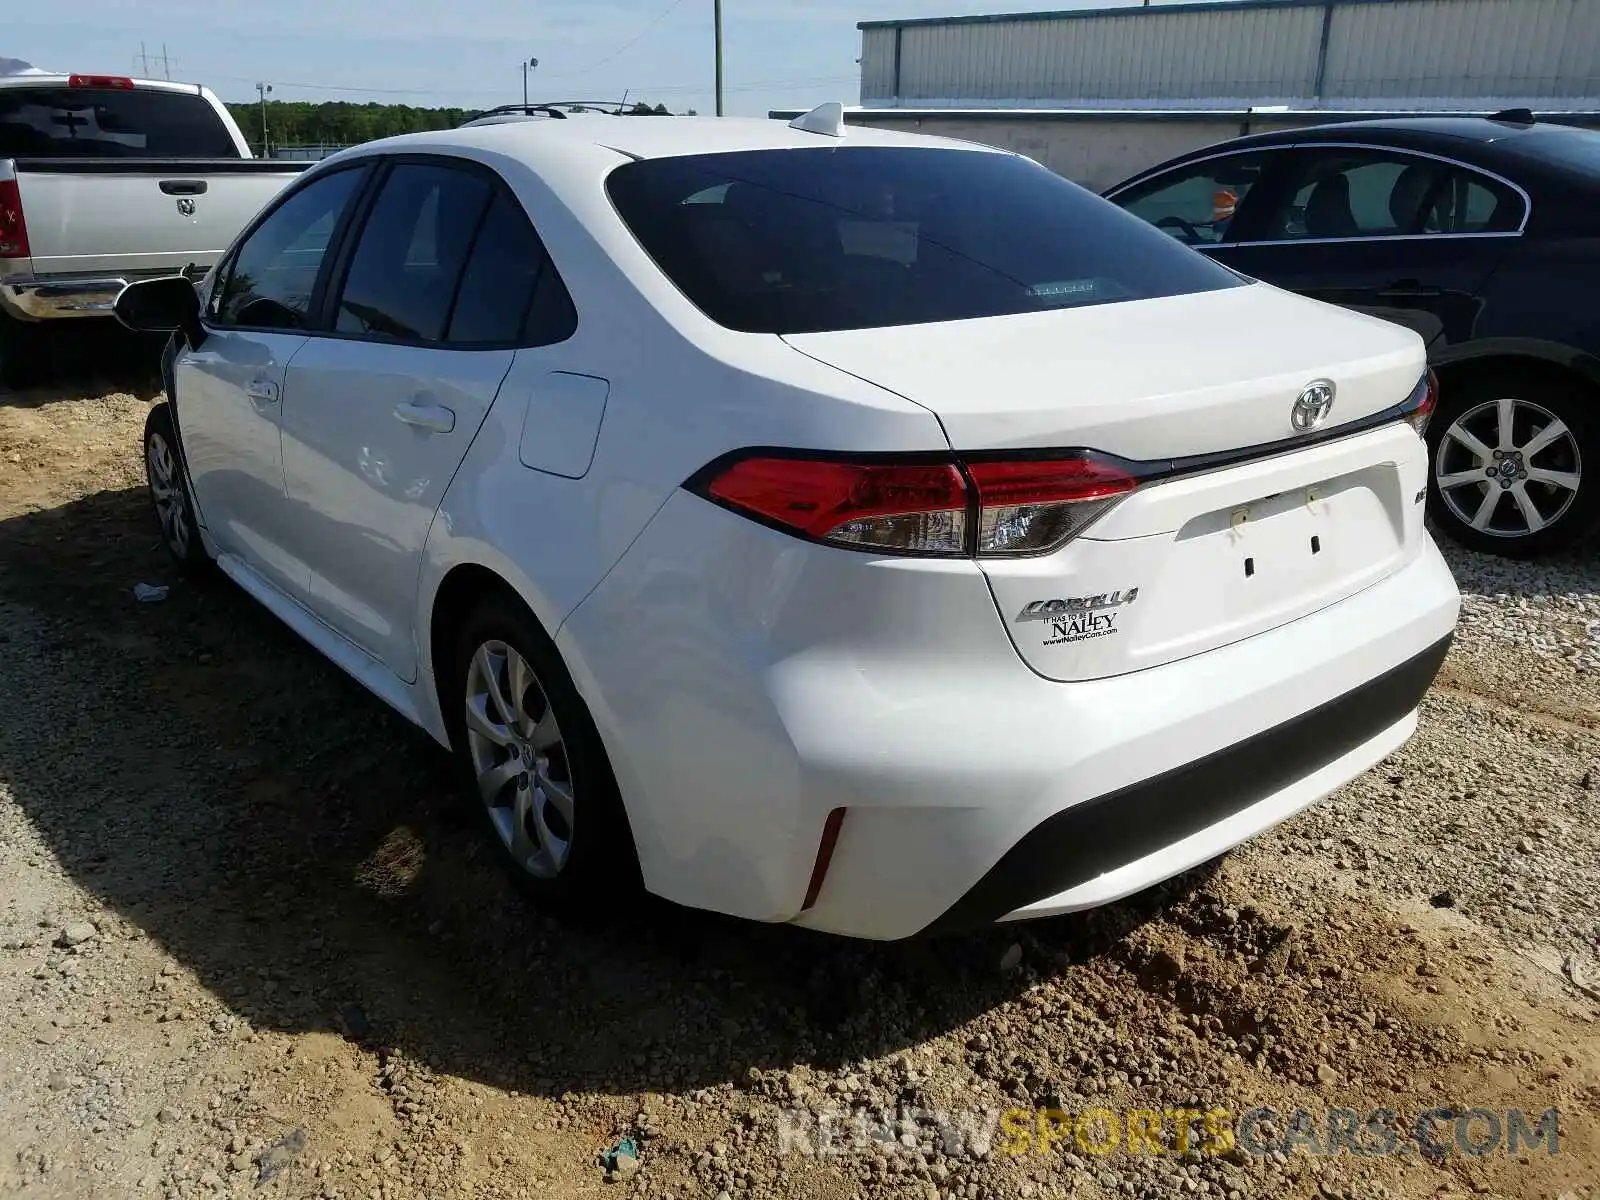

0,69,309,386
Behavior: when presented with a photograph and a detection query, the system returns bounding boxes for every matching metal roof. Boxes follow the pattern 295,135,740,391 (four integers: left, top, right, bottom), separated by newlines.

859,0,1600,111
771,105,1600,124
858,0,1458,31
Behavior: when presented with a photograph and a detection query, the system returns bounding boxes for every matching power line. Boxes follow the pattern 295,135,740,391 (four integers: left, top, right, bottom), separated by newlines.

643,75,856,96
209,70,856,104
206,71,482,98
541,0,691,79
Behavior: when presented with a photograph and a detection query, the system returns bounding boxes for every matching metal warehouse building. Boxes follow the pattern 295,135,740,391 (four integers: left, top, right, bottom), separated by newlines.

775,0,1600,190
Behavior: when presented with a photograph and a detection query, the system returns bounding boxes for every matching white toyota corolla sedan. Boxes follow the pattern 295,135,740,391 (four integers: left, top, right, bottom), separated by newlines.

115,105,1460,941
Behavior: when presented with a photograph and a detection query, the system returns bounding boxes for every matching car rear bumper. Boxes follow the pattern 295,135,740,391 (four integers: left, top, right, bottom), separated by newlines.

924,633,1448,934
560,491,1460,941
791,543,1457,940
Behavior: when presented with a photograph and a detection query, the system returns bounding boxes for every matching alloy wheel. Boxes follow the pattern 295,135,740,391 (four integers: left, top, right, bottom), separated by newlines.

146,430,191,559
463,639,575,879
1435,396,1582,539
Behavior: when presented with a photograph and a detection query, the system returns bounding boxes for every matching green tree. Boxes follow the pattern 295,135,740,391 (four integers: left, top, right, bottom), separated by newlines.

227,99,676,154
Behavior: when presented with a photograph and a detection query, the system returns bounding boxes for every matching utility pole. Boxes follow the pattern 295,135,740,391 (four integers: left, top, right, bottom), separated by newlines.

135,42,172,79
713,0,724,116
714,0,724,116
521,57,539,107
256,82,272,155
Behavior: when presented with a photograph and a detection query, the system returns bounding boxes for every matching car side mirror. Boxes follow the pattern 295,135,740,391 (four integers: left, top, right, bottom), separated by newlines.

114,276,205,348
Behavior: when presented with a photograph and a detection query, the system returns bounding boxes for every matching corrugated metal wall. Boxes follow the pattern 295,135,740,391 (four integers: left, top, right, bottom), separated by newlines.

859,28,899,104
1322,0,1600,103
861,0,1600,108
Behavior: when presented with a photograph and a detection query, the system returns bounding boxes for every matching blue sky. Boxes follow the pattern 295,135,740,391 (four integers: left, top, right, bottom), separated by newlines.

12,0,1172,118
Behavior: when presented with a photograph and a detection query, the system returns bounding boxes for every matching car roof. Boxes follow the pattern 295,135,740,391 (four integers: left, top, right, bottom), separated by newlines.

1232,115,1557,149
1105,114,1599,194
0,73,205,96
336,113,1005,170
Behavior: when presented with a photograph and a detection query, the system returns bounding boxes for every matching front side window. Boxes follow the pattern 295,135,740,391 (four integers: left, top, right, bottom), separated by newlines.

1258,149,1522,241
333,163,492,343
212,167,365,330
605,146,1244,336
1113,153,1273,246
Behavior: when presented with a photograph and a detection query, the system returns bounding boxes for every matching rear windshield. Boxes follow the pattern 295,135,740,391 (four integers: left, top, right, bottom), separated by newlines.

0,86,240,158
1497,124,1600,177
605,146,1243,335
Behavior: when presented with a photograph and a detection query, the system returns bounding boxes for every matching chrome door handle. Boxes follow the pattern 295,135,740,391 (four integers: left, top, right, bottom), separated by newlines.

394,400,456,434
245,379,279,404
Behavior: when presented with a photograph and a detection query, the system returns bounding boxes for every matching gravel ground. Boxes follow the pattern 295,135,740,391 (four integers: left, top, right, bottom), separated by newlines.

0,364,1596,1200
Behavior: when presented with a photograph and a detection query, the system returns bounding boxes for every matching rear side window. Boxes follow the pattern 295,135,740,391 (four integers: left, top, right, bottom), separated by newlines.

605,147,1243,335
445,190,577,347
333,163,491,343
1257,149,1523,241
0,86,239,157
1431,169,1524,233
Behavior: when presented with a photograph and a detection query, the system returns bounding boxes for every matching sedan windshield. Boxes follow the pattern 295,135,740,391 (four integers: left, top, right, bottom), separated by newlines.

605,146,1244,335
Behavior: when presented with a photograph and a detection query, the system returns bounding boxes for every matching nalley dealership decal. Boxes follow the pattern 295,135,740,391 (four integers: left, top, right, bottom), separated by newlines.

1015,589,1139,646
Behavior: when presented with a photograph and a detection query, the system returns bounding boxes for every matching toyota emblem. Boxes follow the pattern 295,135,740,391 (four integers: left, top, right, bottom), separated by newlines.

1291,380,1336,432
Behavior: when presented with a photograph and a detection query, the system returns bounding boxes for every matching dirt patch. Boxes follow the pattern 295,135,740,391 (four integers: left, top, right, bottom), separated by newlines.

0,368,1596,1200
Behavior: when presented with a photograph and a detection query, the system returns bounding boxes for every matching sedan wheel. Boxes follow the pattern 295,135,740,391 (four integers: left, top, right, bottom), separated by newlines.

463,639,575,879
148,429,192,558
1436,397,1580,538
450,594,640,911
1427,376,1600,559
142,402,207,570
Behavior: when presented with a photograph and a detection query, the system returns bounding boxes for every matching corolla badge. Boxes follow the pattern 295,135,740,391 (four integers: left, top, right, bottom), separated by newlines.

1017,589,1140,647
1015,589,1139,622
1291,379,1336,431
176,198,196,216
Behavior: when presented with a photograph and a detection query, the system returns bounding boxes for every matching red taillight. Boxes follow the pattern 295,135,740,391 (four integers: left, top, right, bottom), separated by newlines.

966,458,1138,555
704,457,969,555
0,179,28,259
68,74,135,89
1406,369,1438,436
696,452,1138,557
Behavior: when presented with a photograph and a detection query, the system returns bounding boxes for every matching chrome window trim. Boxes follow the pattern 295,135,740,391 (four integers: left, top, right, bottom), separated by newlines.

1105,145,1281,202
1213,230,1524,249
1108,139,1533,247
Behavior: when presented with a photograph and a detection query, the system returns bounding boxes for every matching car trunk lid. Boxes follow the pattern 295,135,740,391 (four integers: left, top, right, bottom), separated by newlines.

782,282,1423,459
784,282,1434,681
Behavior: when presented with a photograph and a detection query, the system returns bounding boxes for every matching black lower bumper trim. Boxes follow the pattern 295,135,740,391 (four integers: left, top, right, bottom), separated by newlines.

918,633,1452,937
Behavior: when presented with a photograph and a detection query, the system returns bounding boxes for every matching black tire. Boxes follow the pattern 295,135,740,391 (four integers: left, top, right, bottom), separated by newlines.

0,311,47,392
446,591,642,913
1425,369,1600,559
143,402,209,571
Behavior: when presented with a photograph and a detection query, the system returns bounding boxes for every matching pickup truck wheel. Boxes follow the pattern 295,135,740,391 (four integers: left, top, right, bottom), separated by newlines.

0,312,47,392
143,403,208,570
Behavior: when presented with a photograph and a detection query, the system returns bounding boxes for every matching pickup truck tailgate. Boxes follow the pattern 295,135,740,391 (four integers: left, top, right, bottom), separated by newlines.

14,161,303,275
